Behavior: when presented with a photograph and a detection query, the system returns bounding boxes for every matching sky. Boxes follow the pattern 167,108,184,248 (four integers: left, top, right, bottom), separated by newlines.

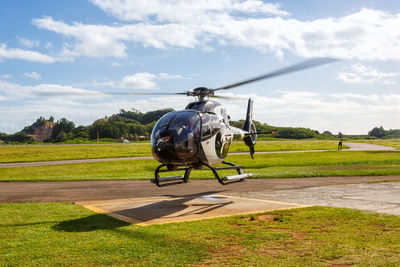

1,0,400,135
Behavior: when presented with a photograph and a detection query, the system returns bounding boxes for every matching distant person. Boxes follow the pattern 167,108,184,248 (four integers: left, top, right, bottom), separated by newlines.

338,132,343,151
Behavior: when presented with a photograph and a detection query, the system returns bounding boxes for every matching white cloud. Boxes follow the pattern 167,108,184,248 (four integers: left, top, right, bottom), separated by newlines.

90,0,289,21
158,73,183,80
74,72,184,89
0,43,57,63
31,6,400,61
337,63,398,84
120,73,157,89
0,79,105,99
32,16,129,59
18,37,40,48
1,74,11,79
24,72,42,80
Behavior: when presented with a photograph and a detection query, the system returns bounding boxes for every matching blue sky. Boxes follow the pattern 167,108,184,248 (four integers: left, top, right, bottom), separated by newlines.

1,0,400,134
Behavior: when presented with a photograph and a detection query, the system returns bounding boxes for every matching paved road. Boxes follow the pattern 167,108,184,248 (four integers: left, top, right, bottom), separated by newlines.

1,175,399,203
344,142,397,151
0,142,396,168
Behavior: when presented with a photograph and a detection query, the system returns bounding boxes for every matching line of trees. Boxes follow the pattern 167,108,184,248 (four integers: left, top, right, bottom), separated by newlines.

1,109,400,144
368,126,400,139
230,120,327,139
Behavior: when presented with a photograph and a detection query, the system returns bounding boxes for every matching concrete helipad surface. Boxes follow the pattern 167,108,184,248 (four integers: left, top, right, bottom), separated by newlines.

229,182,400,215
77,193,306,226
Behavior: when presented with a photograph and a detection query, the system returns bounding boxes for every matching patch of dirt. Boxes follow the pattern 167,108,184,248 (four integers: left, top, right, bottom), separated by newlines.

268,228,307,241
257,214,277,222
242,214,286,222
261,247,285,255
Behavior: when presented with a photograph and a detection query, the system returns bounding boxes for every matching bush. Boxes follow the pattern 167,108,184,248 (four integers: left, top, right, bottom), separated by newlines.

275,127,318,139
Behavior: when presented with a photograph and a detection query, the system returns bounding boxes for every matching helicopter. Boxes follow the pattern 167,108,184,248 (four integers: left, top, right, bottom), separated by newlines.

38,58,336,187
146,58,337,186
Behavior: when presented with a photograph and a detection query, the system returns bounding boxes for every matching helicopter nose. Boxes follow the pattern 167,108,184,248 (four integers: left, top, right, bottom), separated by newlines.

152,131,199,164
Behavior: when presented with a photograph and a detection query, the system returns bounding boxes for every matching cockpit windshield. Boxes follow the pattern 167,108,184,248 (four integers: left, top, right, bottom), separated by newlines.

168,112,200,142
151,111,201,163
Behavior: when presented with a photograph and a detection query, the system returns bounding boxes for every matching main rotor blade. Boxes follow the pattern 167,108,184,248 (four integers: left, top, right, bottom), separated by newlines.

209,94,246,100
34,91,187,97
213,57,338,91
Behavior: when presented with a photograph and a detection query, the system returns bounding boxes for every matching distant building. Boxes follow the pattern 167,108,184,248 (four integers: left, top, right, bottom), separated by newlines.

27,121,55,142
94,114,116,123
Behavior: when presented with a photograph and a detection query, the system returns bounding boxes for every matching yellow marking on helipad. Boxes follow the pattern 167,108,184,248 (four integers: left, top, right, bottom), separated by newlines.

77,194,306,226
219,194,309,207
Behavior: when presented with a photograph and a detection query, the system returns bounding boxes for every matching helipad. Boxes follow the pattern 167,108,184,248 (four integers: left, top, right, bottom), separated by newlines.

77,193,306,226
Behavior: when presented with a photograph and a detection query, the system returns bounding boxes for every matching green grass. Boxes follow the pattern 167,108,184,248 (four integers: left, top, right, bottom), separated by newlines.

0,141,345,163
231,140,345,153
1,151,400,181
1,203,399,266
0,143,151,163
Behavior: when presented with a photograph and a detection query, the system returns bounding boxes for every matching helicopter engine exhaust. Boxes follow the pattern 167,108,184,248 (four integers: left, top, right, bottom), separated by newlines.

242,98,257,159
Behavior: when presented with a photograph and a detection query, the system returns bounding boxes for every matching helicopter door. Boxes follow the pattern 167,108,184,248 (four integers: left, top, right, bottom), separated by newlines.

200,113,212,141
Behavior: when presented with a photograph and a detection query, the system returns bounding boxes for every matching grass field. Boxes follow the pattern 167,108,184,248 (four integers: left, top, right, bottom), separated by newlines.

1,150,400,181
0,141,345,163
0,202,399,266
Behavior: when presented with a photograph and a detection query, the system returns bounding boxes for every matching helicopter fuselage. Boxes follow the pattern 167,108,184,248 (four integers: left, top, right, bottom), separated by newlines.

151,100,250,167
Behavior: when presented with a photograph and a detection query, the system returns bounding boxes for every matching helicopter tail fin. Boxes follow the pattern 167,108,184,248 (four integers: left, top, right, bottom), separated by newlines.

243,98,257,159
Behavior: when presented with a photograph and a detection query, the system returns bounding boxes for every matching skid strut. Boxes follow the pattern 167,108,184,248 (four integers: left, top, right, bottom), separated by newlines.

203,161,252,185
151,164,192,187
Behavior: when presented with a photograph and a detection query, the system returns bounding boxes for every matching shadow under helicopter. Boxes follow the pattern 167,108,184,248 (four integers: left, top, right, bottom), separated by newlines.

113,191,232,223
52,213,130,232
53,191,231,230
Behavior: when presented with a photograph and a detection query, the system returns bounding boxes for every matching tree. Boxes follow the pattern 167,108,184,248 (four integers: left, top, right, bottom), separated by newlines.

0,132,33,143
21,116,48,134
368,126,386,138
73,126,89,139
275,127,318,139
54,131,68,142
322,131,333,136
51,118,75,142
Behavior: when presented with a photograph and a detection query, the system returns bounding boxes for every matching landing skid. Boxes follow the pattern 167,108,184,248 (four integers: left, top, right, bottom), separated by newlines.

203,161,252,185
151,161,252,187
151,164,192,187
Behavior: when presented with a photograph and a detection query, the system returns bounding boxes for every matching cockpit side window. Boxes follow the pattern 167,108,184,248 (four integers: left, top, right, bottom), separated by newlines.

151,112,176,143
201,113,212,140
221,108,228,122
211,115,220,136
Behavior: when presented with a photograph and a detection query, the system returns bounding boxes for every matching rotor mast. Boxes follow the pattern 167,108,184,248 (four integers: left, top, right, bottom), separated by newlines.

186,87,215,101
